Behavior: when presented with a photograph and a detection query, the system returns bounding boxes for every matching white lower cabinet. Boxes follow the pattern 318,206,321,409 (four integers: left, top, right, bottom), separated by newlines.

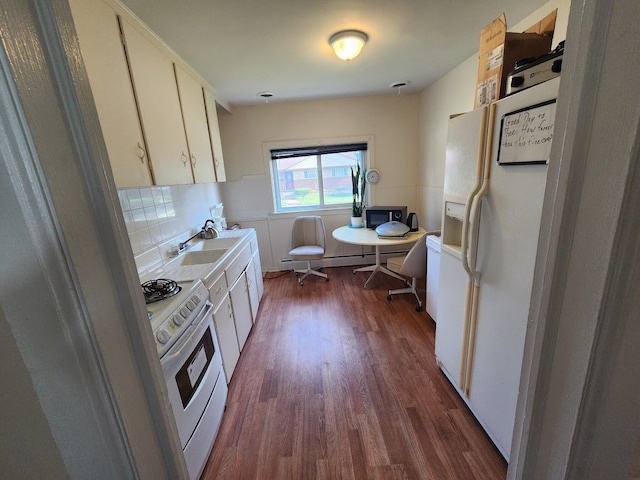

229,271,253,351
201,230,263,384
211,293,239,383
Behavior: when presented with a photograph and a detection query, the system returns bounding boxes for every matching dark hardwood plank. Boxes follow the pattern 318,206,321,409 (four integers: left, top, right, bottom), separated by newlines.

200,267,506,480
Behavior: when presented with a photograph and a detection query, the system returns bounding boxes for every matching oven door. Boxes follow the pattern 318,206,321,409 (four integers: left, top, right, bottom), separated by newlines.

161,302,222,448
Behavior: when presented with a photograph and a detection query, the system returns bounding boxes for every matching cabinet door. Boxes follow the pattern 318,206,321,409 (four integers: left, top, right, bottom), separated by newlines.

174,65,216,183
69,0,152,187
203,90,227,182
120,19,193,185
229,272,252,351
211,293,239,384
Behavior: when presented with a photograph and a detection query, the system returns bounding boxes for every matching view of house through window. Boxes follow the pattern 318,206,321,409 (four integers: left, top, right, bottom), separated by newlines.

270,143,367,212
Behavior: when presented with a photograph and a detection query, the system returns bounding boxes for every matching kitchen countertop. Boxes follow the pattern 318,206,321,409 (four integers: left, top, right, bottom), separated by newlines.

141,229,253,286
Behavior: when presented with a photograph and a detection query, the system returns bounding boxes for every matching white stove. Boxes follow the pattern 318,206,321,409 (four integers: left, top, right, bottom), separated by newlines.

141,277,227,479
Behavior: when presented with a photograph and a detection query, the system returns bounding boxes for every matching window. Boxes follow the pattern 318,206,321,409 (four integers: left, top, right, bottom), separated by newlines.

270,143,367,212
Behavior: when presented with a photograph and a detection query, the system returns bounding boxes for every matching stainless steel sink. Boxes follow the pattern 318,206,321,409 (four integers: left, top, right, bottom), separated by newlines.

180,249,227,266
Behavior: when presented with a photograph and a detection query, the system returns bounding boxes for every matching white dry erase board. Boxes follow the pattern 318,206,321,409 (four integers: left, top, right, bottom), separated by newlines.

497,99,557,165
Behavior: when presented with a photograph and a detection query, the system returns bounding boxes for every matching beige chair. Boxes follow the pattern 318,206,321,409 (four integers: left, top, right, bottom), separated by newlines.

386,235,427,310
289,216,329,285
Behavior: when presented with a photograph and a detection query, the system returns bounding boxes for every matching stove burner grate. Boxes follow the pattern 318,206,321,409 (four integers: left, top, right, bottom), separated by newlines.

142,278,182,304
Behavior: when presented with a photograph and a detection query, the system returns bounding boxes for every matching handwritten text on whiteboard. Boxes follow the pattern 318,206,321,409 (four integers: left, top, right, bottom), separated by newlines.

497,99,557,165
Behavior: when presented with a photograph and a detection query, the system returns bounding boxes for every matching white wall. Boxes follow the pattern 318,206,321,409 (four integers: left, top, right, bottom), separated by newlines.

418,56,477,231
417,0,572,232
219,94,420,271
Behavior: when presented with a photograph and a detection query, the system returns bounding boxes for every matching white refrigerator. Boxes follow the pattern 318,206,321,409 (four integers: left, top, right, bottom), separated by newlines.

435,77,560,460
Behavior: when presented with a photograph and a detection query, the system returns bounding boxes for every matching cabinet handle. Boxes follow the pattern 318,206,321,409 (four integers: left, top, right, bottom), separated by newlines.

191,154,197,168
214,158,219,169
137,142,146,163
215,285,223,294
181,151,188,166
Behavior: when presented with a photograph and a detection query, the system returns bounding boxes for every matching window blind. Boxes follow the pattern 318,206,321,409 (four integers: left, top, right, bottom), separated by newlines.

270,142,368,160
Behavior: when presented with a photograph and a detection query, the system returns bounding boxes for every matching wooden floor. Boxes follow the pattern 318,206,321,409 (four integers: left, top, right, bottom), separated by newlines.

201,266,506,480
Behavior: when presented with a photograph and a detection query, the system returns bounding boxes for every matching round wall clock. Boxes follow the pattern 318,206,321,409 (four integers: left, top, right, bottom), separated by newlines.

366,168,381,184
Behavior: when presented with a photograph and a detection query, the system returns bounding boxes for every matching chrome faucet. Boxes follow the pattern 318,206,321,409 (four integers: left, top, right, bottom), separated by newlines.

178,230,200,251
201,219,218,239
172,220,219,257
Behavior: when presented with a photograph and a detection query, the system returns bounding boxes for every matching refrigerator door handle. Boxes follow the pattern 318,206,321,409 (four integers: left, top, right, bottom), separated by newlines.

467,103,496,284
459,106,489,391
464,283,481,395
460,103,496,397
460,106,489,280
462,103,496,393
460,192,476,278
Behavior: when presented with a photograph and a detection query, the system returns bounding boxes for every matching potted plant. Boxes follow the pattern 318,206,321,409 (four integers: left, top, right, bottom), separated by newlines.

350,164,366,228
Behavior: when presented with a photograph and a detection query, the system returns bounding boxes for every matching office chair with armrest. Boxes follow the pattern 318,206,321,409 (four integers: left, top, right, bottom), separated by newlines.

386,234,427,310
288,216,329,286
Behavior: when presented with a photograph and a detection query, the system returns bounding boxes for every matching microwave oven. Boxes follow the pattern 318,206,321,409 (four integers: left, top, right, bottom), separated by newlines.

365,206,407,229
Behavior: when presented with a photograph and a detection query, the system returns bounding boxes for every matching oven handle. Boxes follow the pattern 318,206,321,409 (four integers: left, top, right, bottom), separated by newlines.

160,302,213,367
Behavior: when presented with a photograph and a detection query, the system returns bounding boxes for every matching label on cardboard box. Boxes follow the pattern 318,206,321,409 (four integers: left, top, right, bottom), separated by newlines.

476,75,499,108
486,44,504,71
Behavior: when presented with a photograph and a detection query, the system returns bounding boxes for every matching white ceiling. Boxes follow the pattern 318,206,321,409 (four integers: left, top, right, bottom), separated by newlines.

118,0,549,106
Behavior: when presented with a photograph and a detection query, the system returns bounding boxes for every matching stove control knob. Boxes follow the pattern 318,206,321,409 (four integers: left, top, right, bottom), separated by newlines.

173,314,184,327
192,294,201,304
156,329,171,344
186,299,196,311
180,307,190,317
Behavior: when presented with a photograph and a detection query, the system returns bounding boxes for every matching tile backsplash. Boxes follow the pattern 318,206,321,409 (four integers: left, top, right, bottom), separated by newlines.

118,183,224,271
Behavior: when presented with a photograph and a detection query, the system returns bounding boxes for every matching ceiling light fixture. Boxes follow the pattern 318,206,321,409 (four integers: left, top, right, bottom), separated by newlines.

390,80,411,94
329,30,368,61
257,91,274,103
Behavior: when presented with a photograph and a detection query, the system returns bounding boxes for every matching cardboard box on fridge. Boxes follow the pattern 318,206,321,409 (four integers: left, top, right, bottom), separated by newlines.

474,10,556,109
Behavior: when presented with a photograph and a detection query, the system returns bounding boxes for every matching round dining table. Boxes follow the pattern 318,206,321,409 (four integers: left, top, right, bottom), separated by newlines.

332,225,427,288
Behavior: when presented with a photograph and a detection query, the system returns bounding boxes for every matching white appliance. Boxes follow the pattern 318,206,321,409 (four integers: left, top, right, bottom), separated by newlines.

435,77,560,460
426,235,441,322
144,278,228,480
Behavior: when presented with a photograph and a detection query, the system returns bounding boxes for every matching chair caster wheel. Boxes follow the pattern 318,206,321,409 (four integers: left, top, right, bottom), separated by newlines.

416,305,423,312
387,295,392,301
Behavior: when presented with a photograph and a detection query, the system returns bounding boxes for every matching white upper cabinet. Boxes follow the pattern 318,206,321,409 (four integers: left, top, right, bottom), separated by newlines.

70,0,226,187
204,90,227,182
120,18,193,185
69,0,152,187
174,65,216,183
